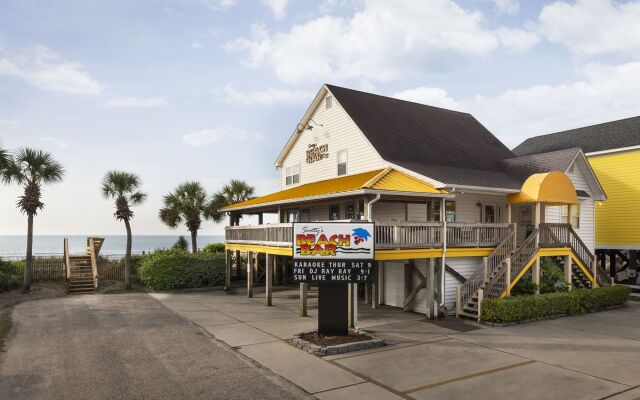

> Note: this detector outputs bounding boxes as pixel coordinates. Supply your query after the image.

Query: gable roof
[513,116,640,156]
[501,148,581,181]
[326,85,516,184]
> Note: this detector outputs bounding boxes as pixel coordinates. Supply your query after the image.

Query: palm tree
[211,179,256,224]
[0,143,11,173]
[159,181,215,253]
[101,171,147,289]
[1,148,64,292]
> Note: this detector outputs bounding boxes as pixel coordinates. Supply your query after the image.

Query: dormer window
[337,150,347,176]
[326,96,333,109]
[285,165,300,185]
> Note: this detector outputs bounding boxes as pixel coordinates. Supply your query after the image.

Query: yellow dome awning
[507,171,578,206]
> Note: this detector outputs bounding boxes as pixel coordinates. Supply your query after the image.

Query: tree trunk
[191,230,198,253]
[124,218,132,289]
[23,213,34,292]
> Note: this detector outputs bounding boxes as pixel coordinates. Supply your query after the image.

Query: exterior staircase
[64,237,104,294]
[457,223,609,321]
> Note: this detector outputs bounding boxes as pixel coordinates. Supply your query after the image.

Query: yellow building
[514,116,640,285]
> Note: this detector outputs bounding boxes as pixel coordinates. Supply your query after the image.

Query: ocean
[0,235,225,258]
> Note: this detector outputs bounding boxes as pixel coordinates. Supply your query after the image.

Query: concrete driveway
[153,286,640,400]
[0,293,310,400]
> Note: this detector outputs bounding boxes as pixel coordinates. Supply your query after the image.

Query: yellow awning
[222,168,447,211]
[507,171,578,205]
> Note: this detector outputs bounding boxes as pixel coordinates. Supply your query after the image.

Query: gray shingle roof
[513,116,640,156]
[326,84,518,189]
[501,148,581,181]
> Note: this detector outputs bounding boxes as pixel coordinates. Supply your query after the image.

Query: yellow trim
[571,253,598,287]
[375,248,443,260]
[501,247,598,297]
[222,168,447,210]
[507,171,578,206]
[224,244,293,256]
[446,248,494,257]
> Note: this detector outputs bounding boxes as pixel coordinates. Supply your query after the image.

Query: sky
[1,0,639,236]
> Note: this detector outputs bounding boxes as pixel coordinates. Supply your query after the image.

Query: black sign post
[292,222,375,336]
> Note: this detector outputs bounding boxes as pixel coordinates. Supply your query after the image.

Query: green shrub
[202,242,225,254]
[137,250,225,290]
[481,285,631,323]
[172,236,190,252]
[511,278,537,296]
[0,271,20,292]
[540,260,569,293]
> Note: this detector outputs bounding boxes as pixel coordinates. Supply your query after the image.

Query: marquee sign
[292,222,375,283]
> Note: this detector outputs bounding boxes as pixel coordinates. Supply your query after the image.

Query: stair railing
[64,237,71,281]
[484,228,539,299]
[89,238,99,288]
[458,224,515,309]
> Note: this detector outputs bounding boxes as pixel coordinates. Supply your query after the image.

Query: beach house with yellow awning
[514,116,640,292]
[221,84,608,322]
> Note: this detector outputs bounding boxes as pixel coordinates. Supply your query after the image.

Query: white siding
[545,160,596,253]
[372,202,406,221]
[280,93,385,188]
[445,257,482,313]
[453,193,508,223]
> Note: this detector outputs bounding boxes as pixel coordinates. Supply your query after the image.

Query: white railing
[226,221,511,249]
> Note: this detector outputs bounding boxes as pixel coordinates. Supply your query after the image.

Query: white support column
[426,258,435,319]
[265,253,273,306]
[591,259,598,288]
[224,249,232,291]
[455,287,461,318]
[477,288,484,323]
[505,257,512,297]
[533,202,541,295]
[507,203,512,224]
[247,251,254,297]
[564,254,572,291]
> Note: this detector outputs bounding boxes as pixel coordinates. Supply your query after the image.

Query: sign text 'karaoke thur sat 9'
[292,222,375,283]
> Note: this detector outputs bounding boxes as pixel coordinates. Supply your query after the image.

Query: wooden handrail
[64,237,71,280]
[89,238,98,288]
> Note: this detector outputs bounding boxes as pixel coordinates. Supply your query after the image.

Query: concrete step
[458,310,478,320]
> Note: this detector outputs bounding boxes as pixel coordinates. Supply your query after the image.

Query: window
[337,150,347,176]
[285,165,300,185]
[561,203,580,228]
[345,202,355,220]
[445,201,456,222]
[301,208,311,222]
[325,96,333,109]
[329,204,340,220]
[287,209,300,223]
[484,205,495,223]
[426,200,442,222]
[358,199,365,220]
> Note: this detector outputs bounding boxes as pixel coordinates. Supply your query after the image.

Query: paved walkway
[153,286,640,400]
[0,293,311,400]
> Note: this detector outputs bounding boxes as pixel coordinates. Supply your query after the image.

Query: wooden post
[505,257,512,297]
[273,255,280,286]
[364,282,371,304]
[564,254,572,291]
[477,288,484,322]
[455,287,461,318]
[403,261,414,312]
[266,253,273,306]
[482,257,488,285]
[507,203,512,224]
[235,250,242,279]
[253,252,259,283]
[224,249,232,291]
[426,258,435,319]
[247,251,254,297]
[591,259,598,288]
[299,283,308,316]
[533,202,541,295]
[348,283,355,328]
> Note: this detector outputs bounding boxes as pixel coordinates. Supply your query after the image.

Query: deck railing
[225,221,511,249]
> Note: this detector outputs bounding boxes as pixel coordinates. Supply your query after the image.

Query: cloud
[263,0,291,19]
[201,0,235,10]
[537,0,640,57]
[182,124,264,146]
[105,96,168,108]
[494,27,540,53]
[0,46,103,95]
[191,41,203,49]
[391,61,640,147]
[226,0,538,84]
[221,84,314,105]
[41,137,69,148]
[0,119,20,134]
[392,87,461,110]
[492,0,519,14]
